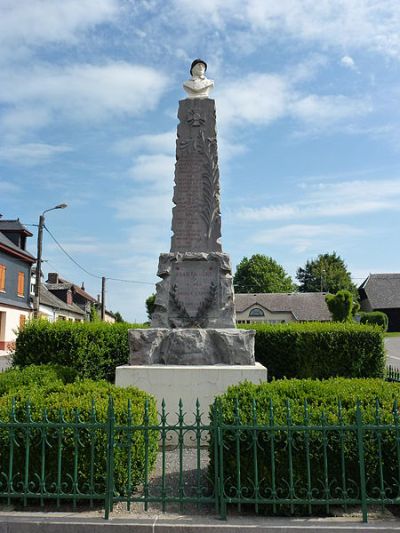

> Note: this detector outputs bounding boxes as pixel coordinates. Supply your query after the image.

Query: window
[249,307,265,317]
[0,264,5,291]
[17,272,25,297]
[19,315,26,329]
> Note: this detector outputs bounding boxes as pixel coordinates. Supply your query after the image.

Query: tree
[325,290,359,322]
[89,304,100,322]
[113,311,125,323]
[145,294,156,320]
[296,252,357,295]
[234,254,296,294]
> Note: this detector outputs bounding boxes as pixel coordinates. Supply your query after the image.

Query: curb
[1,515,400,532]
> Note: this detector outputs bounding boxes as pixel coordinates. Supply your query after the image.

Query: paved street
[0,354,11,372]
[385,337,400,368]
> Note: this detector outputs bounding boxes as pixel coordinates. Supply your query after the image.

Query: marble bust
[183,59,214,99]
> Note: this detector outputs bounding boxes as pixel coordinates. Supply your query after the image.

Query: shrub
[325,290,359,322]
[243,322,385,379]
[0,377,158,498]
[359,311,389,332]
[13,320,147,382]
[0,364,77,396]
[210,378,400,515]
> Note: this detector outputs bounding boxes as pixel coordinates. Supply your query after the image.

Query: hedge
[359,311,389,332]
[0,363,77,396]
[210,378,400,514]
[243,322,385,379]
[13,320,146,382]
[0,367,158,497]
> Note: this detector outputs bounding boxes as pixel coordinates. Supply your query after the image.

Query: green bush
[0,364,77,396]
[0,376,158,497]
[13,320,147,381]
[243,322,385,379]
[210,378,400,514]
[359,311,389,332]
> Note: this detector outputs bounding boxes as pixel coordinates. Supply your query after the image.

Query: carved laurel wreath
[169,281,217,328]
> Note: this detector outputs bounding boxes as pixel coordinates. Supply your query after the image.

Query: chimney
[81,282,85,291]
[48,273,59,284]
[66,289,73,305]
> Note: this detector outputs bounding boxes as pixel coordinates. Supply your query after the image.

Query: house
[38,285,85,322]
[235,292,332,324]
[0,219,35,352]
[359,274,400,331]
[45,272,98,321]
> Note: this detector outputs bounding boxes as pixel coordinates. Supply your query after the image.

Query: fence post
[217,400,227,520]
[356,401,368,523]
[104,396,115,520]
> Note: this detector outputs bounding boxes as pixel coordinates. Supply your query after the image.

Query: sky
[1,0,400,322]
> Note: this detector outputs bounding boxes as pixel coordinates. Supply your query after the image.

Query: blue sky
[1,0,400,322]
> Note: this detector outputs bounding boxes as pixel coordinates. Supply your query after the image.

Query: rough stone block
[128,328,255,365]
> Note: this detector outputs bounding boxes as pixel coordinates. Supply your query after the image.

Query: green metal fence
[386,365,400,382]
[1,397,400,523]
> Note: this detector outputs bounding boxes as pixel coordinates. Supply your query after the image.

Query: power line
[43,225,155,286]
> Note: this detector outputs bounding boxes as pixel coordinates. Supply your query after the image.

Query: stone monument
[116,60,267,416]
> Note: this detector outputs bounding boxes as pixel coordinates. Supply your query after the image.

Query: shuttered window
[17,271,25,297]
[0,265,5,291]
[19,315,26,329]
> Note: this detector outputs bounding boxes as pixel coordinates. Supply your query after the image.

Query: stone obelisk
[127,59,255,365]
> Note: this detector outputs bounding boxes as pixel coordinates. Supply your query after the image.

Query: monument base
[128,328,255,365]
[115,363,268,427]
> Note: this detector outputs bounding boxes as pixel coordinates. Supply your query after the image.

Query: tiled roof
[47,276,97,303]
[0,219,32,236]
[359,274,400,309]
[235,292,332,321]
[40,285,85,316]
[0,231,35,262]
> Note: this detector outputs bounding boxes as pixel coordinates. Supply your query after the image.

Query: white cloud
[252,223,363,253]
[217,74,289,127]
[0,62,169,123]
[114,131,176,156]
[236,178,400,222]
[0,0,119,48]
[341,55,356,69]
[129,154,175,191]
[172,0,400,59]
[290,94,371,124]
[0,143,72,164]
[113,193,172,222]
[0,181,20,194]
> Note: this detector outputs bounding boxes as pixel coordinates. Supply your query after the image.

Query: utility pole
[34,204,68,319]
[101,276,106,321]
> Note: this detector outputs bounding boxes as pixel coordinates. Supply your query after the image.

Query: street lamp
[34,203,68,318]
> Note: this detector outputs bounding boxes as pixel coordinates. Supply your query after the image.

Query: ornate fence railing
[386,365,400,382]
[1,397,400,523]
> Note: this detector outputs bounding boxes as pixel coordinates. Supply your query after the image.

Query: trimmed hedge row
[14,321,386,382]
[0,365,158,495]
[210,378,400,514]
[359,311,389,331]
[243,322,385,379]
[13,320,146,381]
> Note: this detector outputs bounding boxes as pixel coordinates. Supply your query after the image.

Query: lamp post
[34,203,67,318]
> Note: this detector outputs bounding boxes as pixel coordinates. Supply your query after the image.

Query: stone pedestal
[128,327,255,365]
[116,363,268,428]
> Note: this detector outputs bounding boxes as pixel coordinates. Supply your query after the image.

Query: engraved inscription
[170,261,219,317]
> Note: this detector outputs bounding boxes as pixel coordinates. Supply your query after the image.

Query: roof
[40,285,85,316]
[46,277,97,303]
[0,230,35,262]
[235,292,332,321]
[359,274,400,309]
[0,219,33,236]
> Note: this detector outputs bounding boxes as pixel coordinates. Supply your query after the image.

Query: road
[385,337,400,369]
[0,353,11,372]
